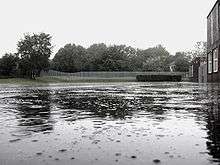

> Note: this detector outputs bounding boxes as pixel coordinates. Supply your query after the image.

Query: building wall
[207,1,220,82]
[207,1,219,52]
[199,62,207,83]
[207,46,220,82]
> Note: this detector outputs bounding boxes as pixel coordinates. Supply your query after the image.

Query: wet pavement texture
[0,82,220,165]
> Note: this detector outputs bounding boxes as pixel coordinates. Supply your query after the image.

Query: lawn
[0,76,137,85]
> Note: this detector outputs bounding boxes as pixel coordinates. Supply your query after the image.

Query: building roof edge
[207,0,219,18]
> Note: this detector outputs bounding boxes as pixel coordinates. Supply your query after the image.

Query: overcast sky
[0,0,217,57]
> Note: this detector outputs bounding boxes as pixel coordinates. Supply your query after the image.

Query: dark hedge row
[136,75,182,82]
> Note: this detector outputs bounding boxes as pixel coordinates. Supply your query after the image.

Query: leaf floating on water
[131,155,137,159]
[59,149,67,152]
[153,159,161,163]
[9,138,21,143]
[115,153,121,156]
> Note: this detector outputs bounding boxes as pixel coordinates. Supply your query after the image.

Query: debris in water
[36,152,43,156]
[115,153,121,156]
[9,139,21,143]
[169,155,174,158]
[153,159,161,163]
[59,149,67,152]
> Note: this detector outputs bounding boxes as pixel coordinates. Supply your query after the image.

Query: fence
[41,70,188,80]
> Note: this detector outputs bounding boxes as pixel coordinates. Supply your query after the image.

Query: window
[208,52,213,73]
[213,48,218,72]
[216,5,219,30]
[211,12,214,44]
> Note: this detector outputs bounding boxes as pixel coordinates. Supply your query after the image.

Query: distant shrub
[136,75,181,82]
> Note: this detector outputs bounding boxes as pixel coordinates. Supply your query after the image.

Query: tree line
[51,43,193,73]
[0,32,205,79]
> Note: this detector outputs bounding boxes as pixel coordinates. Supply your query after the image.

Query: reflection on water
[0,82,220,165]
[15,89,53,134]
[206,85,220,162]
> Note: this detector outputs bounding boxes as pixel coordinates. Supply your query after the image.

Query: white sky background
[0,0,217,57]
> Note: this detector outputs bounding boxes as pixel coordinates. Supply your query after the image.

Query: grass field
[0,76,137,85]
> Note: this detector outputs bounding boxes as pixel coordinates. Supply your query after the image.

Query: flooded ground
[0,82,220,165]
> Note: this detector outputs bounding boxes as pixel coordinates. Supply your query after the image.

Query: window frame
[213,47,218,72]
[208,52,213,74]
[211,11,214,44]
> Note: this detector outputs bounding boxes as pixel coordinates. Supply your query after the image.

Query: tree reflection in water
[53,87,169,121]
[14,89,53,135]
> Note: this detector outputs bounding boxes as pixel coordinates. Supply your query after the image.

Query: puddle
[0,82,219,165]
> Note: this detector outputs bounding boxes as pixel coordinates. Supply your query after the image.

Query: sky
[0,0,217,57]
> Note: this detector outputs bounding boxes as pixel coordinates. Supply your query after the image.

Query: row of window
[208,47,218,73]
[209,3,219,45]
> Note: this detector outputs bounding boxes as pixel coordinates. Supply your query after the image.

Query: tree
[172,52,190,72]
[52,43,174,72]
[17,33,53,79]
[188,41,207,58]
[139,45,171,71]
[86,44,137,71]
[98,45,130,71]
[85,43,108,71]
[52,44,87,72]
[122,46,138,71]
[52,44,136,72]
[0,53,19,76]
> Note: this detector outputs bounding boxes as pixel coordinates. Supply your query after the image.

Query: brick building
[207,0,220,82]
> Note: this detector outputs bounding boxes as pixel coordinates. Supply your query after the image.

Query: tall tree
[52,44,87,72]
[85,43,107,71]
[188,41,207,58]
[140,45,171,71]
[99,45,130,71]
[17,33,52,79]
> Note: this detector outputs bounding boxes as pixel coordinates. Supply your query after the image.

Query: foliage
[52,44,177,72]
[138,45,171,71]
[172,52,190,72]
[1,32,199,78]
[95,45,130,71]
[52,44,87,72]
[188,41,207,58]
[0,53,19,76]
[17,33,52,79]
[84,43,108,71]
